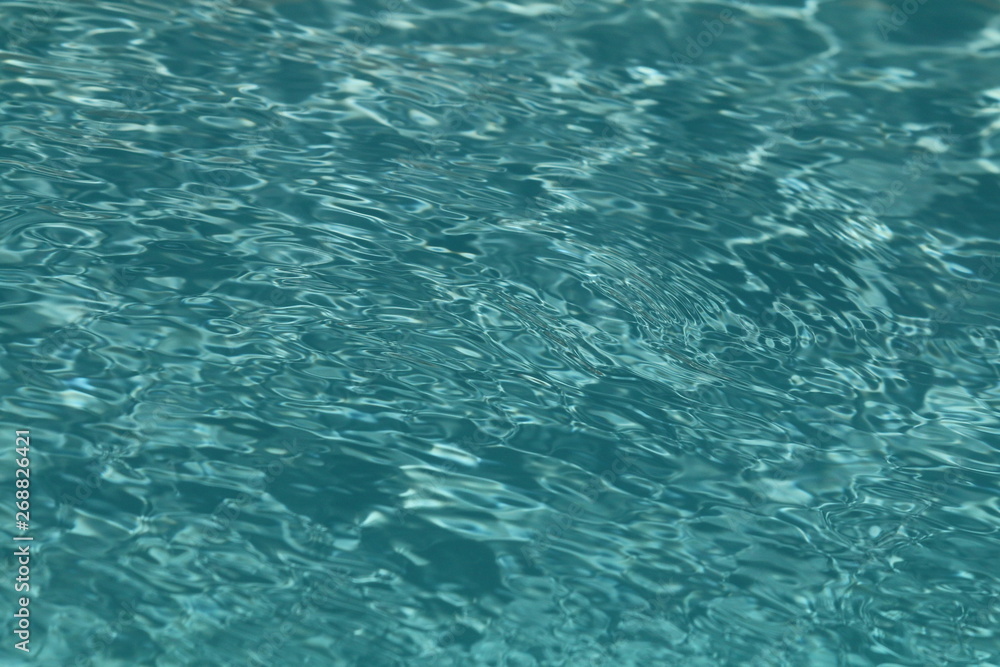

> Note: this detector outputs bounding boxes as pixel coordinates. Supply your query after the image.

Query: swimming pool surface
[2,0,999,665]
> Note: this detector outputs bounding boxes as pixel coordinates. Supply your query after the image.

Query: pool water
[2,0,1000,665]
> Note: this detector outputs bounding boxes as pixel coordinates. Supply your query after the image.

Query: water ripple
[3,0,1000,665]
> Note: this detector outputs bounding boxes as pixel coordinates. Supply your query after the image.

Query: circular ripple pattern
[2,1,1000,665]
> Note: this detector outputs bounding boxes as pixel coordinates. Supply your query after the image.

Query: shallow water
[2,0,1000,665]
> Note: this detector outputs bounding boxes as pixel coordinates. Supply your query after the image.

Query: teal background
[1,0,999,665]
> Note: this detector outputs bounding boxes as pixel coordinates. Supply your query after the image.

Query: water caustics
[1,0,1000,665]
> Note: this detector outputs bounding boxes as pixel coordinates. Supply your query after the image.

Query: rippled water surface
[3,0,1000,665]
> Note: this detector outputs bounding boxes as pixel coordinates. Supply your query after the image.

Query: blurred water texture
[1,0,1000,665]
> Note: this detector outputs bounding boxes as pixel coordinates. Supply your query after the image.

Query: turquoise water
[2,0,1000,665]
